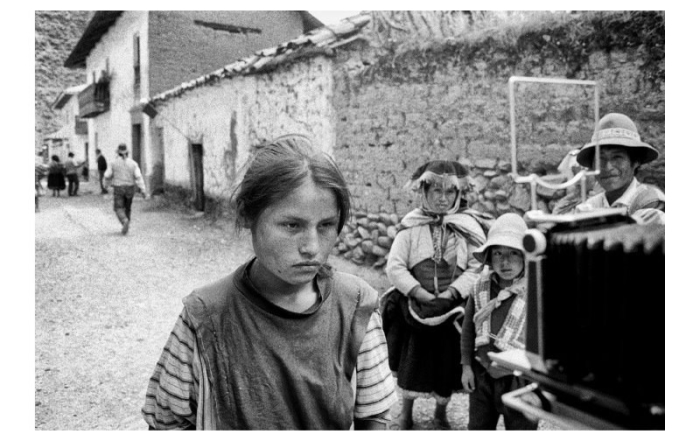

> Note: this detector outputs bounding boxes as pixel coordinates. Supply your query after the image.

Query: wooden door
[83,142,90,181]
[190,144,204,211]
[131,124,142,167]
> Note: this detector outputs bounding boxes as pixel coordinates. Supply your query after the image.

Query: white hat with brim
[577,113,659,168]
[472,213,527,265]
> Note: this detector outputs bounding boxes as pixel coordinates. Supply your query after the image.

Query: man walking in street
[65,152,85,196]
[96,149,108,194]
[105,144,146,235]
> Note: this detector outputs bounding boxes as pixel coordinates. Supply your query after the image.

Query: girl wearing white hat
[459,213,538,430]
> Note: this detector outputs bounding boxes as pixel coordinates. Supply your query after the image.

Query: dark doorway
[190,143,204,211]
[131,124,142,168]
[83,142,90,181]
[151,127,165,194]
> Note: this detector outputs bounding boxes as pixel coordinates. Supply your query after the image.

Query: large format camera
[491,77,665,429]
[491,209,664,430]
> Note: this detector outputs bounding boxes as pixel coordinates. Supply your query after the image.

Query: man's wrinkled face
[597,146,638,194]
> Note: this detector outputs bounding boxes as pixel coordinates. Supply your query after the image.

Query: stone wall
[332,156,591,268]
[330,11,664,267]
[144,12,664,269]
[148,11,307,96]
[152,57,335,201]
[334,211,400,268]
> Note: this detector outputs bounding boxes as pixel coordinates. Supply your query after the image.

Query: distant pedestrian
[47,155,66,197]
[35,153,48,211]
[65,152,84,196]
[105,144,146,235]
[142,134,397,430]
[96,149,108,194]
[35,159,47,212]
[35,152,47,195]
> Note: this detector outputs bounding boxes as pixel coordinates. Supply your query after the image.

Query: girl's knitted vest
[473,272,527,351]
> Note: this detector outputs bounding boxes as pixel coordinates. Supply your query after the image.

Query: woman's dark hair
[232,134,350,233]
[51,155,60,162]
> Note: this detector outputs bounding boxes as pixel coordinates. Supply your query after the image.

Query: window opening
[193,19,261,35]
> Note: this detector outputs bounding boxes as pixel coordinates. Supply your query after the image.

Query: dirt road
[35,182,251,429]
[35,180,548,430]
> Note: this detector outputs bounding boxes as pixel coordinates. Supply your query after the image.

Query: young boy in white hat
[574,112,665,225]
[459,213,538,430]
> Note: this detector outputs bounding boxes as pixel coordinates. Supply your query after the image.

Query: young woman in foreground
[142,135,397,430]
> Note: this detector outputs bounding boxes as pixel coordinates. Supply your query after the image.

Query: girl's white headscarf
[405,160,471,215]
[400,160,488,261]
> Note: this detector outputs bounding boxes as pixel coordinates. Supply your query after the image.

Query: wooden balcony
[78,81,110,118]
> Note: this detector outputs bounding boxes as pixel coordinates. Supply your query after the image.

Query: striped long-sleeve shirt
[142,307,397,429]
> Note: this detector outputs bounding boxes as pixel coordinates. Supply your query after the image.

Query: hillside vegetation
[35,11,92,150]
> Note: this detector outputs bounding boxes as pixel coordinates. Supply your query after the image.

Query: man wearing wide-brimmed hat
[575,112,665,225]
[105,144,146,234]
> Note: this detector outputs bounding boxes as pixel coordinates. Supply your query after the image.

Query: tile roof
[64,12,123,69]
[146,13,370,106]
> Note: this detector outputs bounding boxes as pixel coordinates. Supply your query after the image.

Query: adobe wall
[148,11,307,97]
[331,12,665,217]
[150,12,665,268]
[152,57,335,202]
[86,12,150,173]
[330,11,664,267]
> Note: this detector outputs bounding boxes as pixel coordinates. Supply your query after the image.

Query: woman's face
[250,176,340,292]
[425,184,458,213]
[491,245,524,282]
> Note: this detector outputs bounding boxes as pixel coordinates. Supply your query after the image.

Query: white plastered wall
[85,12,151,185]
[155,56,335,200]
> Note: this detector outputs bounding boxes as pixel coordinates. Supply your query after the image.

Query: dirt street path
[35,182,256,429]
[35,181,547,430]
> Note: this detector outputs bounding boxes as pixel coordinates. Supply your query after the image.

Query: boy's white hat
[472,213,527,264]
